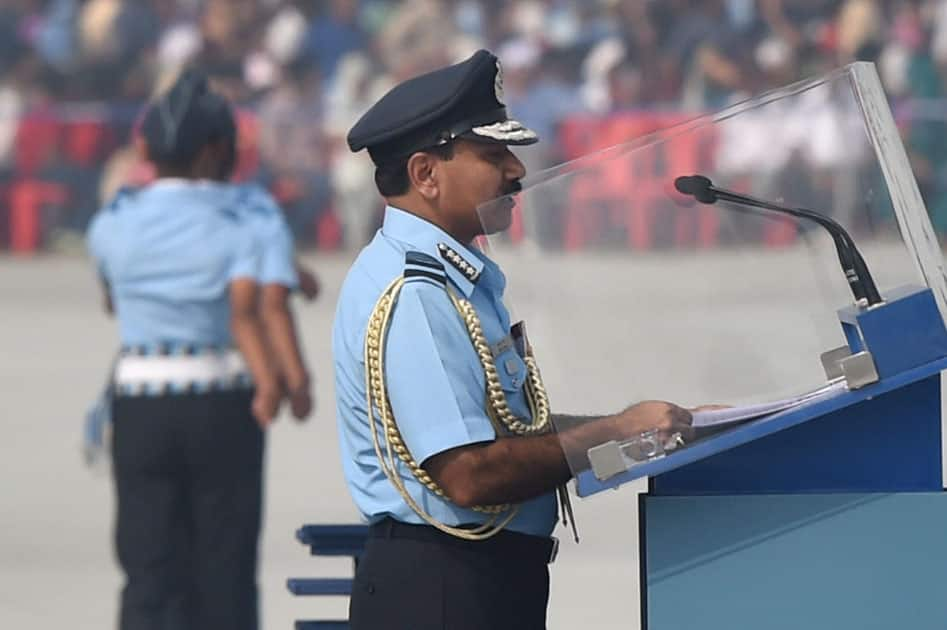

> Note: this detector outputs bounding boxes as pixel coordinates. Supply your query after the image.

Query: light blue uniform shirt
[86,179,261,347]
[333,206,558,537]
[231,183,298,290]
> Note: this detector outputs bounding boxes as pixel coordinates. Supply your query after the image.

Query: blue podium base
[644,492,947,629]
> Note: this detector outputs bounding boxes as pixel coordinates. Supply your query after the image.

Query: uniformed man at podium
[333,49,696,630]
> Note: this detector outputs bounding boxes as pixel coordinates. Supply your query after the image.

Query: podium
[478,62,947,629]
[581,284,947,629]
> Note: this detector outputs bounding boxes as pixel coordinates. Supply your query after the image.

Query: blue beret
[347,49,538,165]
[141,69,236,165]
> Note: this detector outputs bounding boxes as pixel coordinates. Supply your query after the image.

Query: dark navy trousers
[111,389,263,630]
[350,518,552,629]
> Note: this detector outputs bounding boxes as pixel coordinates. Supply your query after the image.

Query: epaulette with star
[437,243,481,283]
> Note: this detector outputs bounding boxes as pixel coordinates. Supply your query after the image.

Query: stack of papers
[692,380,849,428]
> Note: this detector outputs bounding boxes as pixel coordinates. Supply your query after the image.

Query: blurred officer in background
[86,69,308,630]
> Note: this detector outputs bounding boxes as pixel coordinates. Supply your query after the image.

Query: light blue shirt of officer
[86,179,261,347]
[333,206,558,537]
[231,182,299,290]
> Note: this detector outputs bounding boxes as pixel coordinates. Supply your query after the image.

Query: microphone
[674,175,716,204]
[673,175,883,307]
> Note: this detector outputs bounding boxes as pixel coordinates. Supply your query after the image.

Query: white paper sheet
[692,380,849,428]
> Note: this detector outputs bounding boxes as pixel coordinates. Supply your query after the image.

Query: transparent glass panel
[477,62,946,480]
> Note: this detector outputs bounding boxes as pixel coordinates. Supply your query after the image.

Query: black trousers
[350,518,552,630]
[111,389,264,630]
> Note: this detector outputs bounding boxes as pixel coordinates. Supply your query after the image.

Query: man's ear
[406,152,439,201]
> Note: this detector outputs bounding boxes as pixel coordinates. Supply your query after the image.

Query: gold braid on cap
[364,272,553,541]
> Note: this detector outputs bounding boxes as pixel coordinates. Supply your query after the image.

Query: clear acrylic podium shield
[477,63,947,629]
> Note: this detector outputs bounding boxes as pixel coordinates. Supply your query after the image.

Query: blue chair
[294,623,351,630]
[287,524,369,629]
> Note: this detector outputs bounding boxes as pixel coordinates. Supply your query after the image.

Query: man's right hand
[611,400,695,443]
[252,386,282,429]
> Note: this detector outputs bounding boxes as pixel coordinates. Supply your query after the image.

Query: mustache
[501,180,523,196]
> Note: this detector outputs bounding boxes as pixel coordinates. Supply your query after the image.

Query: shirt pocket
[494,347,527,393]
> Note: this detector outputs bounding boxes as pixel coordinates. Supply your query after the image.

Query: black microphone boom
[673,174,883,306]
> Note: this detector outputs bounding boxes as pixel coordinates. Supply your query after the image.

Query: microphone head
[673,175,716,203]
[664,180,696,208]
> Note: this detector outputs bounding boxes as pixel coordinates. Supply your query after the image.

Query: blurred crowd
[3,0,947,251]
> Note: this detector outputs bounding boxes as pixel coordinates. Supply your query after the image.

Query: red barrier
[233,109,260,182]
[14,110,61,176]
[316,209,342,251]
[663,126,720,249]
[9,180,67,254]
[560,112,721,250]
[63,119,113,167]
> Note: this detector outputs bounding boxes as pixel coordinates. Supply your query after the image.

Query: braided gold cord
[449,295,551,436]
[364,274,553,540]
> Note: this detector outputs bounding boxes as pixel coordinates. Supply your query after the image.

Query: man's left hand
[297,265,320,301]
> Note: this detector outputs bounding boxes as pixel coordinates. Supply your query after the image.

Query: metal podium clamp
[820,346,880,390]
[588,429,686,482]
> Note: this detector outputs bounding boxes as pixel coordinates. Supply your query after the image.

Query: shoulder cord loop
[364,275,557,540]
